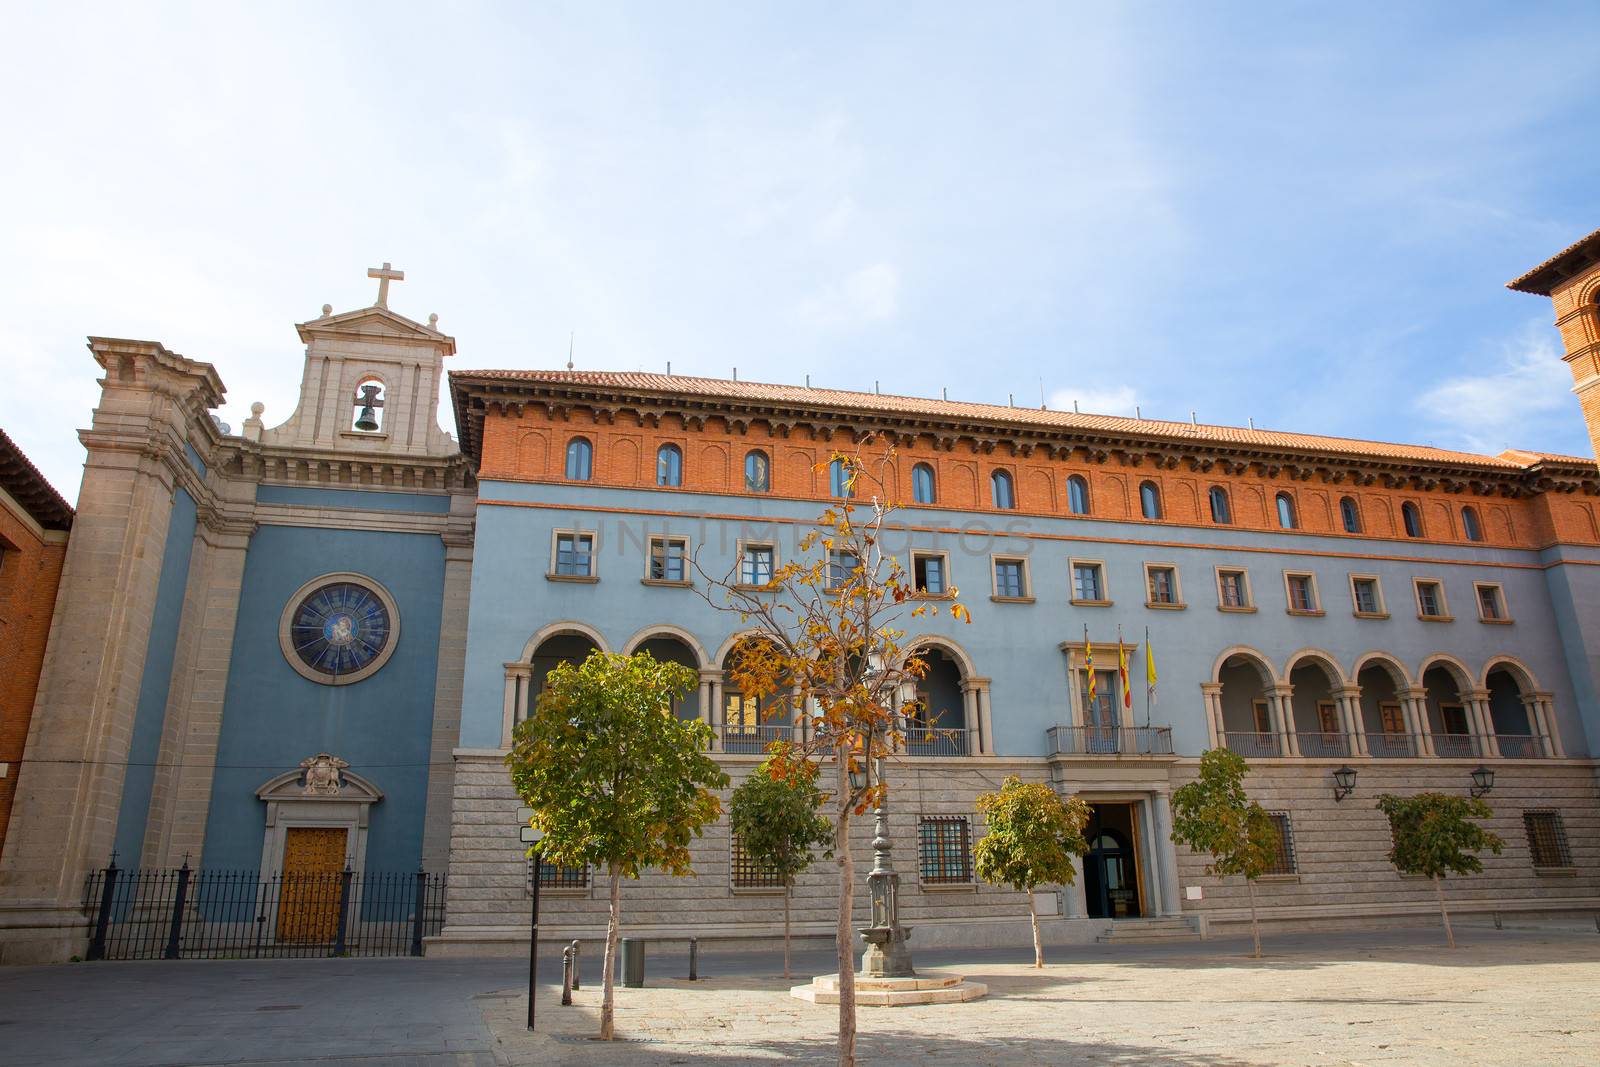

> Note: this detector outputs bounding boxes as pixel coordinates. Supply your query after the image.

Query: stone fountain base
[790,972,988,1007]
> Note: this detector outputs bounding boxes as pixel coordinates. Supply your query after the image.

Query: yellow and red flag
[1084,627,1096,707]
[1118,635,1132,711]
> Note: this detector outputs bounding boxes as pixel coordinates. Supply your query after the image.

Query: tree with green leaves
[1376,792,1504,948]
[506,650,728,1041]
[1169,748,1281,959]
[973,775,1091,968]
[728,756,835,979]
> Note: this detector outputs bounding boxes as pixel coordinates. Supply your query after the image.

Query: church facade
[3,233,1600,963]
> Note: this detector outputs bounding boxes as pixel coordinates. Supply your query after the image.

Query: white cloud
[1048,385,1140,418]
[1415,323,1573,455]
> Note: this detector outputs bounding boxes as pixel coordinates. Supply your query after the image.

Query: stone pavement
[0,925,1595,1066]
[488,925,1600,1066]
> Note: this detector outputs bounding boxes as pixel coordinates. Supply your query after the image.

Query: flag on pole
[1118,630,1132,711]
[1084,626,1096,708]
[1145,628,1158,706]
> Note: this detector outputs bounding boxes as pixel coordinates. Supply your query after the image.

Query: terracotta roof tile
[1507,226,1600,295]
[0,427,73,530]
[452,369,1571,472]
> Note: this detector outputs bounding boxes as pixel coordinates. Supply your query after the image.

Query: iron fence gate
[81,863,446,961]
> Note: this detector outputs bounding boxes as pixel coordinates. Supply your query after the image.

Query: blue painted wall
[112,487,198,863]
[461,479,1593,758]
[255,484,453,514]
[200,524,445,873]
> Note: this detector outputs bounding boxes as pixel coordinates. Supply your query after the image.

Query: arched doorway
[1216,651,1278,757]
[907,646,969,755]
[1083,805,1142,919]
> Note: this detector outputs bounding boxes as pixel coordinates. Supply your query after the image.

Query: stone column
[1062,853,1088,919]
[1464,688,1500,758]
[960,681,980,751]
[1335,685,1367,757]
[696,669,717,728]
[1270,684,1298,757]
[420,528,474,874]
[708,673,725,752]
[1151,792,1181,915]
[972,677,995,756]
[1401,687,1434,756]
[500,665,531,747]
[1530,692,1564,757]
[1199,682,1223,749]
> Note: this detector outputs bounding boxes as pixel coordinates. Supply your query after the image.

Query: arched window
[991,469,1015,510]
[1275,492,1297,529]
[1461,505,1483,542]
[1208,486,1232,524]
[564,437,593,481]
[829,458,854,498]
[1067,474,1090,516]
[1339,496,1361,534]
[656,444,683,487]
[912,463,936,504]
[1139,481,1163,520]
[744,450,770,493]
[1401,501,1423,538]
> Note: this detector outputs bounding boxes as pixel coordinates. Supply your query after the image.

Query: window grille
[1264,812,1297,875]
[1523,810,1573,869]
[530,857,589,890]
[918,816,973,884]
[731,832,785,888]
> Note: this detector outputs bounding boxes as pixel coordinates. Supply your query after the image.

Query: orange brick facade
[474,407,1600,553]
[0,493,70,862]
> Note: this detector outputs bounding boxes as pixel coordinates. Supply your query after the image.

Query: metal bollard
[561,947,573,1006]
[688,937,698,981]
[569,939,581,990]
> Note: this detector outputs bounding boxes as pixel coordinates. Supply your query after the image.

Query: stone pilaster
[421,528,474,875]
[1199,682,1223,748]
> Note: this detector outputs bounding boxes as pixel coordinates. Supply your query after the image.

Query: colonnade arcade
[499,623,995,756]
[1202,647,1563,761]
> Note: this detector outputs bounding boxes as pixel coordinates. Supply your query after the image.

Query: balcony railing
[1494,734,1545,759]
[902,726,978,757]
[1365,732,1419,758]
[1221,732,1282,758]
[719,723,795,754]
[1431,733,1480,759]
[1296,732,1351,758]
[1046,725,1175,756]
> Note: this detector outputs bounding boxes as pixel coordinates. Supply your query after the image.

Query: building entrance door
[1083,804,1142,919]
[277,826,348,943]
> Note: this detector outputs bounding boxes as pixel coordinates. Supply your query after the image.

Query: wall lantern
[1331,764,1357,802]
[1469,765,1495,799]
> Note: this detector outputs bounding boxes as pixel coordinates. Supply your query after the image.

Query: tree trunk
[1029,890,1043,968]
[783,882,793,981]
[835,747,856,1067]
[1434,874,1455,949]
[1245,877,1261,959]
[600,863,622,1040]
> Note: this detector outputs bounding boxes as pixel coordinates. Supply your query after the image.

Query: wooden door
[277,827,348,943]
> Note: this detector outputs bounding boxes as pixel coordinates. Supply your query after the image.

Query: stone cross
[367,261,405,308]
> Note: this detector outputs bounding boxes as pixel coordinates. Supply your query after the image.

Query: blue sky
[3,3,1597,501]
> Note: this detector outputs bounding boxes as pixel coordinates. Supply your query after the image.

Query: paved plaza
[0,925,1595,1066]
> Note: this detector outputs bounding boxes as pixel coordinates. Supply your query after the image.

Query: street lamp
[1331,765,1357,803]
[851,731,916,979]
[522,815,544,1031]
[1469,765,1495,799]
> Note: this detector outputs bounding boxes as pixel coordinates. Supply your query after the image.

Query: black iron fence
[81,862,445,961]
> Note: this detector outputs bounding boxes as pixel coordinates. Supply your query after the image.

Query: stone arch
[1352,651,1411,749]
[1210,645,1279,686]
[1480,654,1539,693]
[713,627,774,668]
[1212,647,1279,755]
[518,620,611,663]
[900,634,978,678]
[1418,653,1476,756]
[1483,656,1539,741]
[1417,652,1474,693]
[1282,647,1347,686]
[621,624,710,667]
[1283,648,1346,751]
[1350,650,1412,690]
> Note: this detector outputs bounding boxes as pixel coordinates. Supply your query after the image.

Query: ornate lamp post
[850,729,916,978]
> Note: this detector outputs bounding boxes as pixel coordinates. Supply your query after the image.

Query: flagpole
[1144,626,1152,730]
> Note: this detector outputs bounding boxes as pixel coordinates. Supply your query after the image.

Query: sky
[2,3,1598,503]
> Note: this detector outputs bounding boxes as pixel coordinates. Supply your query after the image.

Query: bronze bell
[354,403,380,432]
[353,383,383,431]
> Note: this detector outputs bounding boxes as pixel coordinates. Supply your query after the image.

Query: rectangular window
[1351,576,1383,616]
[1251,699,1273,734]
[1285,572,1319,613]
[647,536,687,582]
[1415,579,1448,620]
[1379,703,1405,734]
[1078,669,1120,730]
[993,558,1028,599]
[828,549,859,589]
[1476,583,1508,622]
[1145,565,1178,606]
[1071,560,1105,602]
[913,552,948,596]
[531,858,589,890]
[731,832,785,889]
[740,543,775,586]
[553,532,595,577]
[1522,810,1573,869]
[1264,813,1297,875]
[1317,702,1341,734]
[1440,704,1470,736]
[1217,568,1250,609]
[918,816,973,885]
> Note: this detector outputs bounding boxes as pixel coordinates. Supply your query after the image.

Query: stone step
[792,972,989,1006]
[1096,931,1203,943]
[1096,918,1202,943]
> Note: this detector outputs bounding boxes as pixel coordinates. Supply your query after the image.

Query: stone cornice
[451,377,1599,497]
[210,438,476,494]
